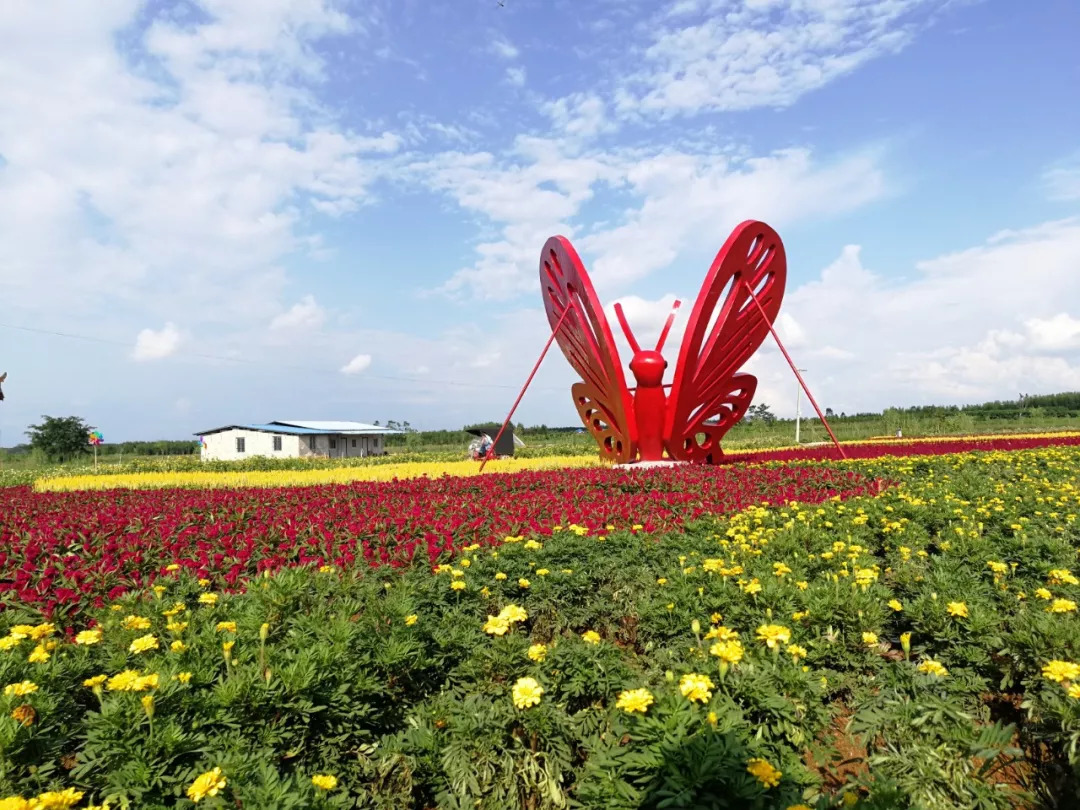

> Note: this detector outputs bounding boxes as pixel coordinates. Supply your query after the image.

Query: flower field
[1,443,1079,808]
[2,465,872,615]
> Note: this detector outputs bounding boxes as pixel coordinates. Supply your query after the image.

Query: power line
[0,321,570,393]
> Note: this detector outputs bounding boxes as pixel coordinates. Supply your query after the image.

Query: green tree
[26,415,95,462]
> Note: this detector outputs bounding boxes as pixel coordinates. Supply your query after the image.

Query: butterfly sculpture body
[539,219,786,465]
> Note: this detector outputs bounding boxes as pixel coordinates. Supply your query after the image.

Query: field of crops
[2,439,1080,808]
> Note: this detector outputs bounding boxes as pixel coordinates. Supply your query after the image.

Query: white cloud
[1023,313,1080,352]
[133,323,182,361]
[420,140,887,300]
[617,0,945,118]
[490,37,519,60]
[269,294,326,331]
[340,353,372,374]
[505,66,526,87]
[0,0,394,329]
[1043,152,1080,201]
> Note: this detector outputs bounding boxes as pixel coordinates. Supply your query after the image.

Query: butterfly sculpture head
[540,219,786,464]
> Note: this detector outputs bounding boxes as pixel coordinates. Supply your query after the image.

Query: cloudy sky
[1,0,1079,442]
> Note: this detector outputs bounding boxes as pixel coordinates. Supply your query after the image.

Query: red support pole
[479,307,572,472]
[742,281,847,460]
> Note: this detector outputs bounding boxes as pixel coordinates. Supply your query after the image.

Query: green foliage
[24,415,94,463]
[2,448,1080,807]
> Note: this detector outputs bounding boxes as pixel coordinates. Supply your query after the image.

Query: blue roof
[195,423,337,437]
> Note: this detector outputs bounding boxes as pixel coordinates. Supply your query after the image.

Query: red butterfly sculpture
[540,219,786,464]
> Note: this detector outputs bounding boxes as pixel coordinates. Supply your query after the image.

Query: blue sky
[1,0,1079,442]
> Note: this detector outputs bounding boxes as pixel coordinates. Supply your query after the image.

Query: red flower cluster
[0,464,872,616]
[723,433,1080,465]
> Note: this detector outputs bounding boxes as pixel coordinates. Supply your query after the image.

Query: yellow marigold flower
[656,577,668,585]
[710,612,723,624]
[27,623,55,641]
[498,604,528,624]
[518,578,531,589]
[450,580,466,591]
[215,621,237,633]
[987,561,1008,575]
[318,565,334,573]
[198,578,211,587]
[792,611,810,621]
[121,615,151,631]
[1048,599,1078,614]
[786,644,808,661]
[0,796,32,810]
[107,670,142,691]
[900,632,912,654]
[187,767,227,803]
[1068,683,1080,700]
[615,688,654,713]
[10,704,35,727]
[166,621,188,633]
[946,601,968,618]
[28,645,50,664]
[536,568,550,576]
[524,539,542,550]
[1048,568,1080,586]
[679,673,714,703]
[83,675,107,688]
[773,562,792,577]
[480,586,491,598]
[527,643,547,662]
[404,614,418,626]
[171,640,187,653]
[796,581,809,590]
[0,637,20,651]
[28,788,83,808]
[561,568,573,575]
[75,629,103,645]
[710,639,744,664]
[512,676,544,709]
[450,569,464,578]
[483,615,510,636]
[198,593,218,605]
[162,602,187,617]
[755,624,791,649]
[494,572,507,581]
[166,563,181,572]
[1035,588,1053,600]
[1042,660,1080,683]
[129,634,159,655]
[918,659,949,677]
[311,774,337,790]
[746,757,782,788]
[888,599,903,612]
[8,625,34,640]
[3,681,38,697]
[581,630,601,644]
[862,631,879,647]
[176,672,193,683]
[134,673,159,691]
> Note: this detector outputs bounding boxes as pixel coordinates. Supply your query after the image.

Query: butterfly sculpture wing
[539,237,637,463]
[666,220,787,463]
[0,372,5,401]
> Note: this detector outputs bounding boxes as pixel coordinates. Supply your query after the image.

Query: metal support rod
[742,281,847,460]
[794,368,805,444]
[480,306,572,472]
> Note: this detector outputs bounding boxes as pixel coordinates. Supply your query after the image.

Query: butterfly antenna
[655,300,682,352]
[613,303,641,354]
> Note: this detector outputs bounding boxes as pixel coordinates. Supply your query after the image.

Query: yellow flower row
[34,455,608,492]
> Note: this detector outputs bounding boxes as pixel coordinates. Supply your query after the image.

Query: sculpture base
[613,459,689,470]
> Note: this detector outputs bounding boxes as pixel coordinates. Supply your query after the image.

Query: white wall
[297,434,385,458]
[200,430,388,461]
[200,429,301,461]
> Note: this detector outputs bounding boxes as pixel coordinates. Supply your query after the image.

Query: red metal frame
[742,280,846,459]
[479,306,571,472]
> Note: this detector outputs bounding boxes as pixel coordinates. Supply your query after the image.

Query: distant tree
[26,415,94,462]
[825,407,835,418]
[749,403,776,425]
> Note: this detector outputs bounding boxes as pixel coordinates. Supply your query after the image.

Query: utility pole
[794,368,807,444]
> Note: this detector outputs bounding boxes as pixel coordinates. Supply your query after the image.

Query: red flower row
[0,464,871,617]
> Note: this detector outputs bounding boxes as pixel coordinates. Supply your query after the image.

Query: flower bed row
[1,465,874,617]
[1,445,1079,807]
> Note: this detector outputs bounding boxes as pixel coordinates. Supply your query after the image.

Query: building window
[352,439,356,448]
[329,438,337,450]
[308,436,316,451]
[236,437,245,453]
[273,436,282,451]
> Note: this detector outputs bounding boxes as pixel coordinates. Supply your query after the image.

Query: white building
[195,420,403,462]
